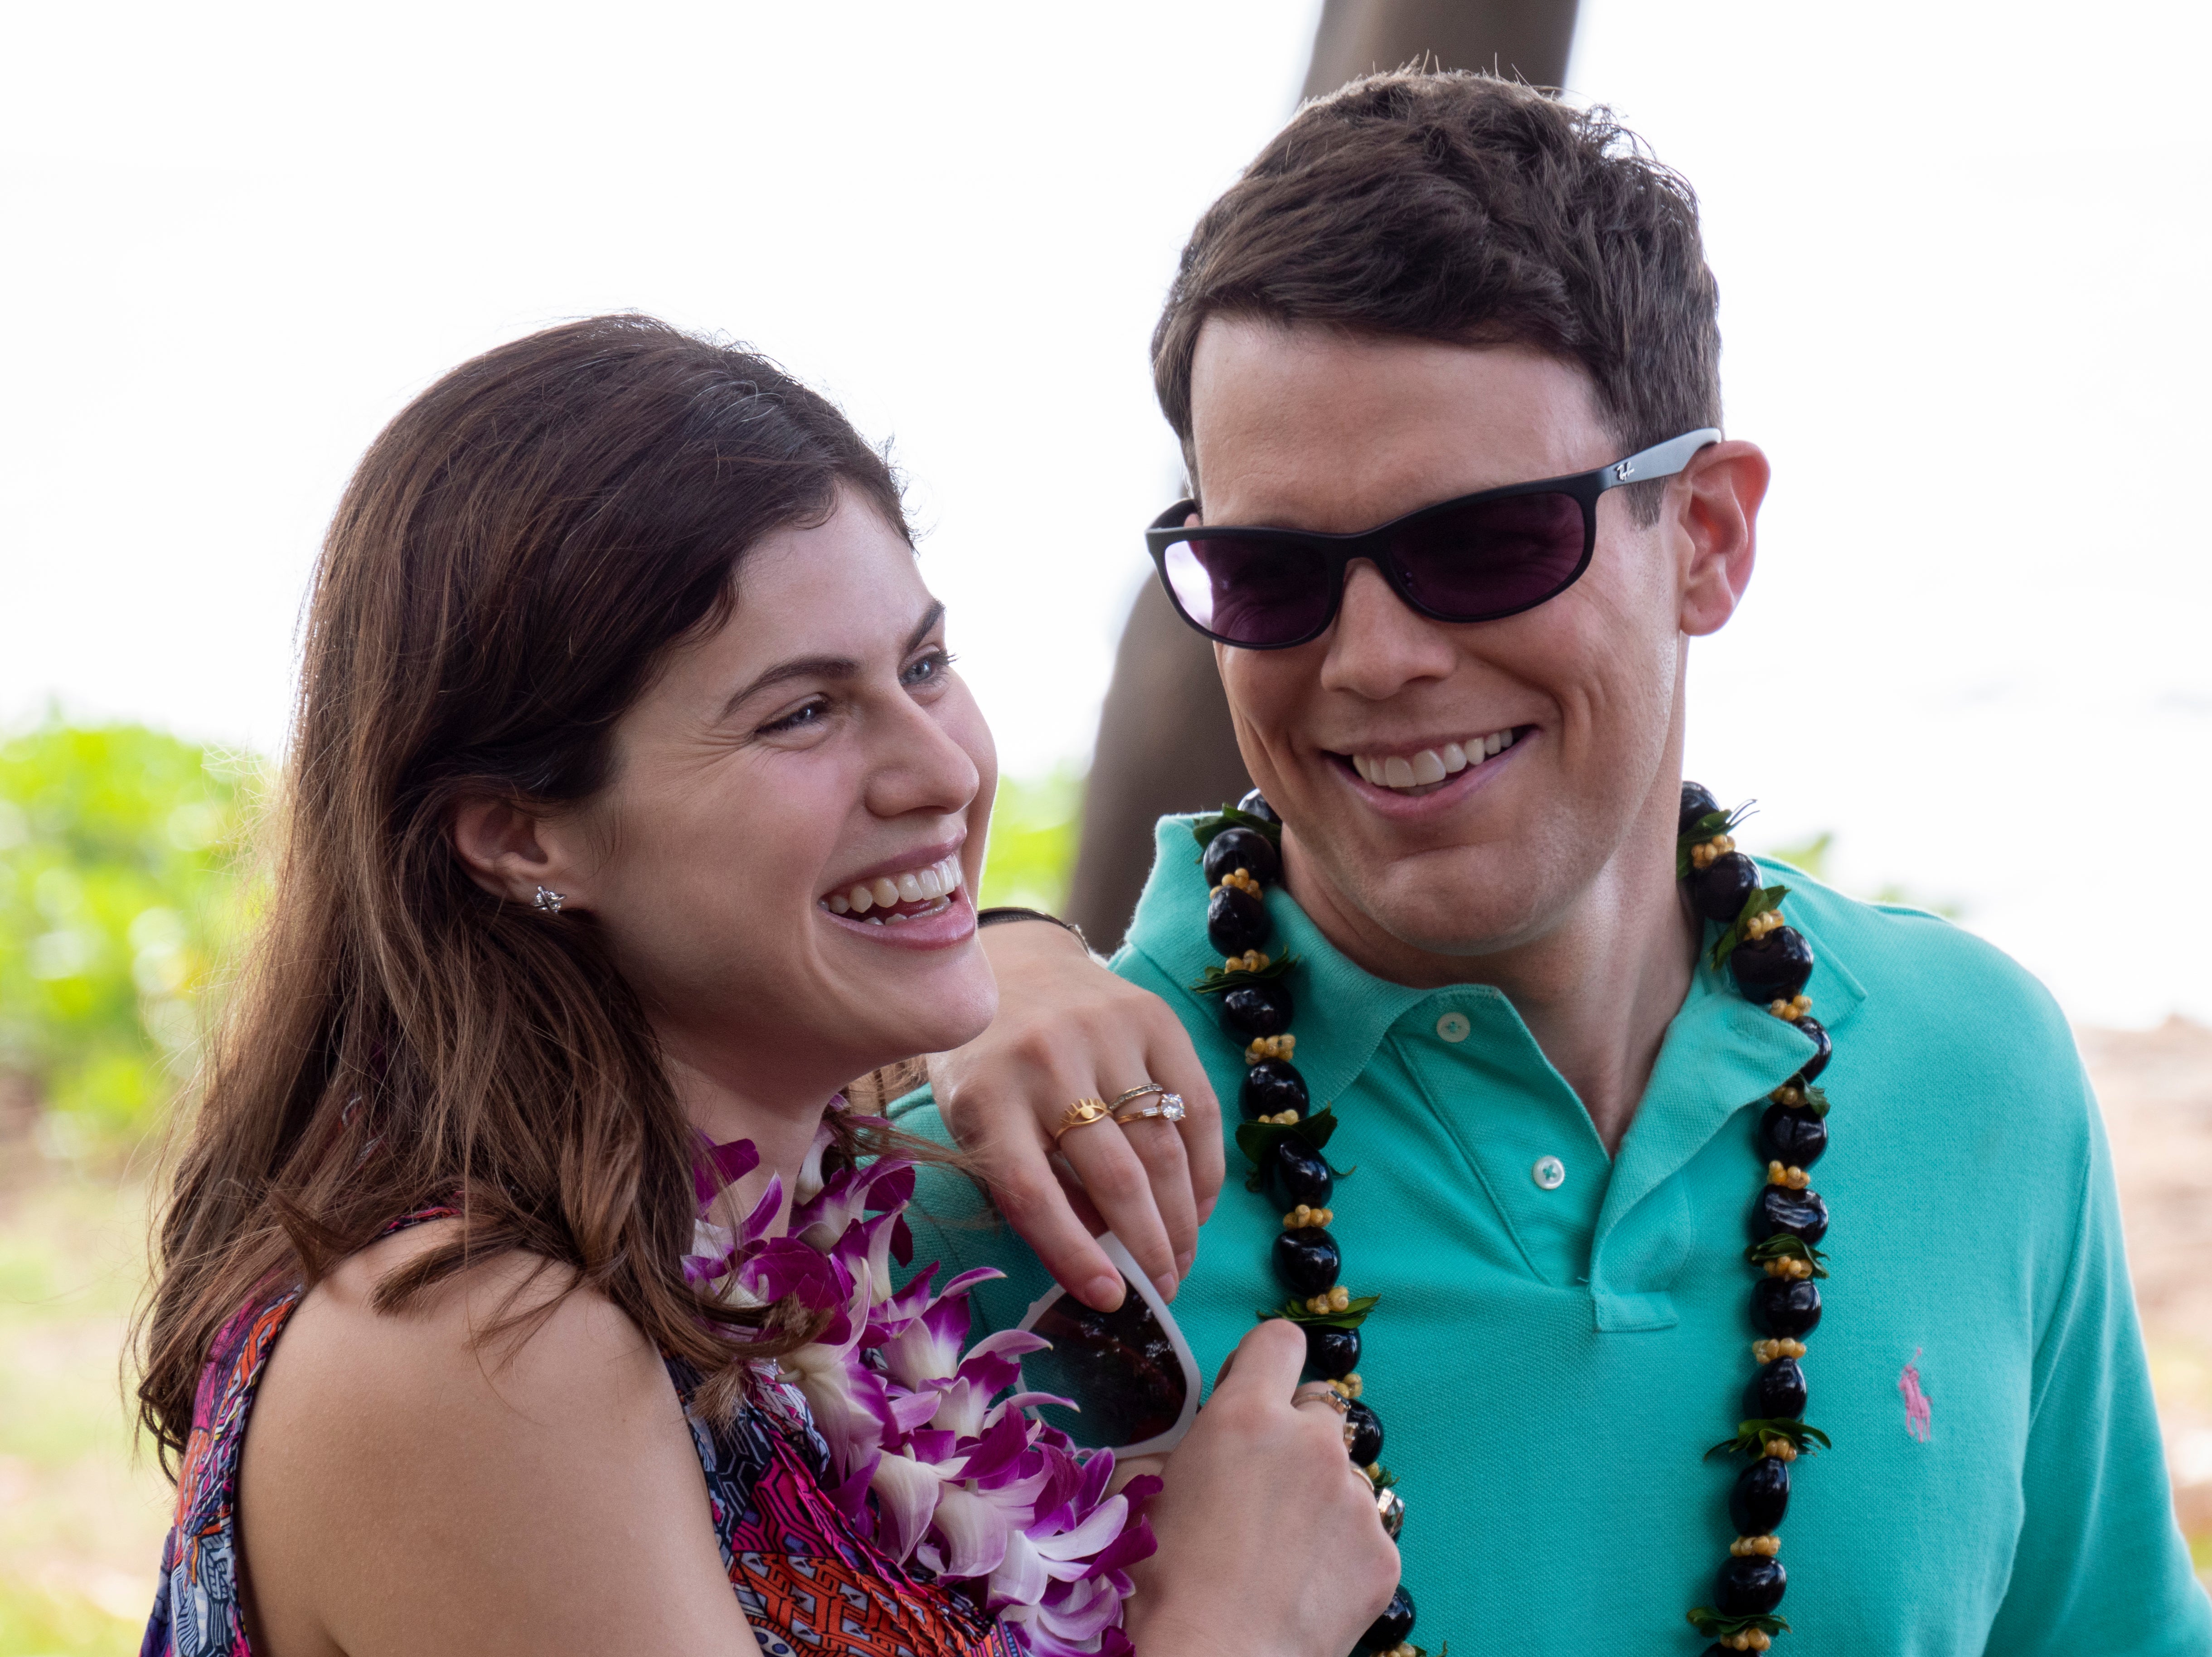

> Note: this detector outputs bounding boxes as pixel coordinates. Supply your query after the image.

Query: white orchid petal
[929,1485,1014,1579]
[1031,1493,1129,1565]
[987,1527,1052,1608]
[868,1450,948,1564]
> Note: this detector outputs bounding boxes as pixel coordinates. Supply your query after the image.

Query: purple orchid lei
[683,1104,1160,1657]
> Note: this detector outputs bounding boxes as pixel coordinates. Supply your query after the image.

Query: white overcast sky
[3,1,2207,1027]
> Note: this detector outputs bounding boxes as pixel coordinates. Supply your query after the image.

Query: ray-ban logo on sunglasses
[1614,460,1636,480]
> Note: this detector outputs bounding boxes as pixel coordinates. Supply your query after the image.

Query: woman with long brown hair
[134,315,1395,1657]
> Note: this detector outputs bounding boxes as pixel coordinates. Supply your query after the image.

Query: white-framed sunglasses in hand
[1014,1231,1202,1459]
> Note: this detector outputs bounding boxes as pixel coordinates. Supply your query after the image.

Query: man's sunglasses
[1145,427,1721,650]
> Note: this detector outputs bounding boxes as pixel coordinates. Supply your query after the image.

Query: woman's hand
[933,918,1222,1310]
[1123,1319,1401,1657]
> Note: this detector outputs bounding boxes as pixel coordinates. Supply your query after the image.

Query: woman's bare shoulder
[239,1222,749,1657]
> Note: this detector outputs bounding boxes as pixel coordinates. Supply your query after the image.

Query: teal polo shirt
[898,818,2209,1654]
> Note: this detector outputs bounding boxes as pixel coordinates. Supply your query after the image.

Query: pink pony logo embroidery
[1899,1349,1932,1443]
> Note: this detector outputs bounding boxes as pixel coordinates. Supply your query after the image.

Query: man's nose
[1319,559,1459,699]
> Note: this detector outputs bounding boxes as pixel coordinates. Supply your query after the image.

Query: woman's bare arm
[239,1222,754,1657]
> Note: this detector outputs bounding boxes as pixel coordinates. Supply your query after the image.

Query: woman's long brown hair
[136,315,916,1466]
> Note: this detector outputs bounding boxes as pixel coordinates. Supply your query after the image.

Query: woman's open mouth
[818,853,966,925]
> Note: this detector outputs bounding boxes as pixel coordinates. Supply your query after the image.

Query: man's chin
[1305,855,1561,964]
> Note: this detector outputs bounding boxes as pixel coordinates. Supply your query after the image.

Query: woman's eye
[760,699,827,735]
[903,648,954,688]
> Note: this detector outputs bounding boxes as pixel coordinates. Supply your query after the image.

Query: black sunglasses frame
[1145,427,1723,649]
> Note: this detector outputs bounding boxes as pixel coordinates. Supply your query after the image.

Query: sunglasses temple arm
[1601,426,1724,489]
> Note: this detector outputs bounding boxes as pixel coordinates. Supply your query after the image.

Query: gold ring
[1110,1083,1166,1108]
[1292,1385,1350,1415]
[1053,1098,1116,1143]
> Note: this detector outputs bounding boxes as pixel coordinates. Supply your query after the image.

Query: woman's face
[547,487,999,1103]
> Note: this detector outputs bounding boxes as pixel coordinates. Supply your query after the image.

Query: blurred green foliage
[0,719,261,1159]
[979,766,1083,913]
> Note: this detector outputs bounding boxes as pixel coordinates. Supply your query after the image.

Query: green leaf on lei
[1708,884,1790,972]
[1687,1609,1791,1639]
[1261,1293,1381,1329]
[1674,800,1755,880]
[1703,1417,1833,1460]
[1191,952,1299,995]
[1191,803,1283,855]
[1746,1234,1830,1278]
[1234,1105,1339,1168]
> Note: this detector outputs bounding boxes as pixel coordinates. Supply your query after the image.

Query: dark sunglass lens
[1388,491,1587,620]
[1021,1281,1187,1449]
[1163,536,1334,646]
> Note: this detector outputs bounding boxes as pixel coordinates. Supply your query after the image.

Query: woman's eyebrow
[718,601,946,722]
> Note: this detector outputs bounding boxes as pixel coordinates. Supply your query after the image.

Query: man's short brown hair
[1152,71,1721,514]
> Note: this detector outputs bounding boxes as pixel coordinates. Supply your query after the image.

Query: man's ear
[451,797,585,910]
[1675,440,1771,637]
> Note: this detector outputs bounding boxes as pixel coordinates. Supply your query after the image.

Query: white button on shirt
[1532,1155,1567,1190]
[1435,1012,1471,1042]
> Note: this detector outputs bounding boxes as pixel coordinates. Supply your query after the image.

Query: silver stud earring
[532,886,565,914]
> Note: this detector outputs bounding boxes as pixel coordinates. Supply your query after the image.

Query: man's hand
[934,919,1222,1310]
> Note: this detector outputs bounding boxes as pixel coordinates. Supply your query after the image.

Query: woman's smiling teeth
[821,855,965,923]
[1350,728,1519,791]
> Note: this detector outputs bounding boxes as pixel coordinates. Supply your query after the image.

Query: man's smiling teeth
[1351,729,1518,790]
[822,855,965,922]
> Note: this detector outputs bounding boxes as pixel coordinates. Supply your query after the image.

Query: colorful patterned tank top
[141,1217,1022,1657]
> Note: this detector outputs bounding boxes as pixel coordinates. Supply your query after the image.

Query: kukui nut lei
[1193,783,1840,1657]
[1189,792,1418,1657]
[1679,781,1836,1654]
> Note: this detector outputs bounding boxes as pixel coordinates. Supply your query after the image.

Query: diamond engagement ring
[1110,1085,1186,1126]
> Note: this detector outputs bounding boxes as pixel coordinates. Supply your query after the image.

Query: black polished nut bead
[1345,1399,1384,1465]
[1206,883,1271,957]
[1680,781,1722,833]
[1731,926,1814,1004]
[1688,851,1763,923]
[1203,826,1281,889]
[1236,789,1281,825]
[1745,1356,1808,1420]
[1715,1555,1787,1617]
[1759,1102,1828,1169]
[1729,1454,1791,1535]
[1273,1227,1341,1296]
[1751,1183,1829,1246]
[1752,1276,1823,1339]
[1261,1138,1334,1211]
[1357,1584,1414,1653]
[1239,1059,1309,1122]
[1305,1323,1360,1380]
[1790,1014,1832,1084]
[1221,981,1293,1039]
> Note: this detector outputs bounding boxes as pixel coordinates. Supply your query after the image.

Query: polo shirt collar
[1120,815,1867,1162]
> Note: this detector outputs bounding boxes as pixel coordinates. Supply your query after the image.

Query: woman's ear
[451,797,583,910]
[1676,440,1770,638]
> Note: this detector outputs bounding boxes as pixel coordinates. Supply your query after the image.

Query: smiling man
[905,71,2210,1655]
